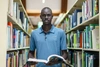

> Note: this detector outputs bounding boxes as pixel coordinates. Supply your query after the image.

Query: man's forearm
[28,50,35,58]
[27,50,37,66]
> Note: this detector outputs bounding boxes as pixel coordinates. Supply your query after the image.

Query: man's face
[40,8,53,25]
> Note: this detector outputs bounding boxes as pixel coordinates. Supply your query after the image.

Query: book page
[27,55,73,67]
[47,54,66,62]
[47,54,73,67]
[27,58,48,63]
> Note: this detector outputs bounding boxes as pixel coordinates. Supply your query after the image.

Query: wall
[0,0,8,66]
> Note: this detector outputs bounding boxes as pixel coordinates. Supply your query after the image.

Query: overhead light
[42,0,45,3]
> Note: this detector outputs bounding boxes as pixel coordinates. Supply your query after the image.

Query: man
[28,7,67,67]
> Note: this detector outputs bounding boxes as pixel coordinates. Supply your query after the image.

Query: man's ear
[51,15,53,19]
[40,15,42,19]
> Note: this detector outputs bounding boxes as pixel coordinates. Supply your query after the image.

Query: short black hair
[41,7,52,14]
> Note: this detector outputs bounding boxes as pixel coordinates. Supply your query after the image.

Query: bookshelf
[56,0,100,67]
[4,0,33,67]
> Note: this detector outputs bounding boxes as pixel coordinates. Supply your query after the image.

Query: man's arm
[60,30,68,60]
[27,50,37,65]
[28,32,36,58]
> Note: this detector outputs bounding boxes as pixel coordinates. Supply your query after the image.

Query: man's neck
[42,24,52,33]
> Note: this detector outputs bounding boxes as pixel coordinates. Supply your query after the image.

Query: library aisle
[0,0,100,67]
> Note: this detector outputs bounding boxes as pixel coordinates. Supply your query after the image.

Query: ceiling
[26,0,61,16]
[21,0,67,26]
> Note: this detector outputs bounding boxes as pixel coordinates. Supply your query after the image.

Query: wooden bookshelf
[56,0,100,67]
[5,0,32,67]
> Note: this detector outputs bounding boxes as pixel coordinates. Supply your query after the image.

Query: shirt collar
[39,25,55,34]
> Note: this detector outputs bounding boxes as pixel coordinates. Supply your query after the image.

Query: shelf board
[7,46,30,52]
[66,13,99,33]
[8,14,30,37]
[83,49,99,52]
[68,47,82,50]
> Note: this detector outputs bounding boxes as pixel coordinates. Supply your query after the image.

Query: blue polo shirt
[30,25,67,67]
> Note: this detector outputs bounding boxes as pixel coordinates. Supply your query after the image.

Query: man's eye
[42,14,51,17]
[42,15,46,17]
[47,14,51,16]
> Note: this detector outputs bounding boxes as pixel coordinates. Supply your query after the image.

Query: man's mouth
[45,20,49,22]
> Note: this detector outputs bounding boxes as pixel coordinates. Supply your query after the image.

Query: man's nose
[45,15,48,18]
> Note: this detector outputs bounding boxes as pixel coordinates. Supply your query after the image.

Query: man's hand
[27,61,37,65]
[23,61,37,67]
[46,57,62,66]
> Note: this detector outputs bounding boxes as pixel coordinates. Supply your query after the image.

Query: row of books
[68,51,99,67]
[8,0,30,31]
[83,52,99,67]
[7,22,30,49]
[6,49,29,67]
[68,51,82,67]
[66,0,99,31]
[67,23,99,49]
[82,0,99,21]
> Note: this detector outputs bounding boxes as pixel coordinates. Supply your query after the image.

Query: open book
[27,54,73,67]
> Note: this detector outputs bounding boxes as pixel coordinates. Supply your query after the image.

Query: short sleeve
[60,30,67,50]
[30,32,36,51]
